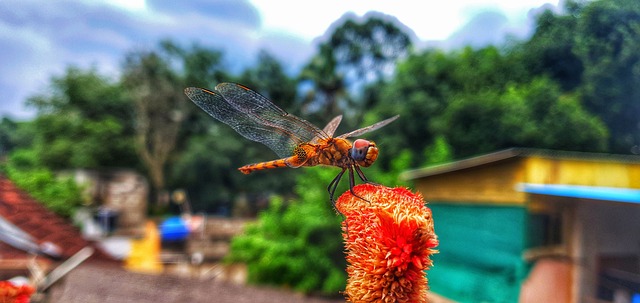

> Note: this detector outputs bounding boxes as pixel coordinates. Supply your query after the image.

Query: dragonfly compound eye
[350,139,371,161]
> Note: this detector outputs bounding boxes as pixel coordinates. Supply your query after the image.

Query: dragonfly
[184,83,398,205]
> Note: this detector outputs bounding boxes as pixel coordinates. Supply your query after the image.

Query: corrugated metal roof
[517,183,640,204]
[401,148,640,180]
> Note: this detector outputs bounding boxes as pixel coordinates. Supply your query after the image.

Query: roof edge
[401,148,640,180]
[401,148,524,180]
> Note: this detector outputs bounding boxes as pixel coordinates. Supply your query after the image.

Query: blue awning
[517,183,640,204]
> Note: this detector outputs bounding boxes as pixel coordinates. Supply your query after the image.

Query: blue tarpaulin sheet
[160,216,190,241]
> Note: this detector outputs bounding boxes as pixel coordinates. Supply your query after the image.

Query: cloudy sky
[0,0,559,120]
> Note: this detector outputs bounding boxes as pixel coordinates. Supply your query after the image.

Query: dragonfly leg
[355,165,379,186]
[328,168,346,211]
[348,166,371,203]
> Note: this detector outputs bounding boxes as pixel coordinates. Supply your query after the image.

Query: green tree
[439,77,607,156]
[161,40,227,89]
[122,50,186,205]
[372,49,459,165]
[328,12,413,84]
[299,43,349,122]
[512,0,640,153]
[377,43,608,162]
[573,0,640,153]
[239,50,299,113]
[518,7,583,91]
[422,136,453,166]
[1,65,133,218]
[373,46,532,163]
[438,89,519,156]
[25,67,137,169]
[0,118,19,158]
[160,40,233,168]
[300,13,413,122]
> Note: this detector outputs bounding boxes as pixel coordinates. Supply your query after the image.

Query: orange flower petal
[336,184,438,303]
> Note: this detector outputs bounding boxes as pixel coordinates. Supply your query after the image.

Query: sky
[0,0,560,120]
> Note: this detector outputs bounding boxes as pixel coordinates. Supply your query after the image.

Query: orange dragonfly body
[184,83,398,202]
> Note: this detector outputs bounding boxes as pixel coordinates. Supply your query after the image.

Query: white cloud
[102,0,147,12]
[249,0,557,41]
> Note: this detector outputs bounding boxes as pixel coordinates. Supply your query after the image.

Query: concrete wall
[572,201,640,302]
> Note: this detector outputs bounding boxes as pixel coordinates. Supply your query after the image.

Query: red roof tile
[0,175,112,261]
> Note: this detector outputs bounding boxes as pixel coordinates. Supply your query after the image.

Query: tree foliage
[438,77,607,156]
[122,50,187,200]
[515,0,640,153]
[0,118,20,157]
[2,149,83,217]
[24,67,137,169]
[328,12,413,84]
[573,0,640,152]
[300,13,413,122]
[520,8,583,91]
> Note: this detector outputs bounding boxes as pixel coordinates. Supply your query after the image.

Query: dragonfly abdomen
[238,159,290,174]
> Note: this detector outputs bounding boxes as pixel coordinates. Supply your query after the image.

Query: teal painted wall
[427,203,528,303]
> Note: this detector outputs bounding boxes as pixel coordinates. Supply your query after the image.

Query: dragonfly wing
[185,87,297,158]
[337,115,399,138]
[322,115,342,137]
[215,83,326,144]
[310,115,342,144]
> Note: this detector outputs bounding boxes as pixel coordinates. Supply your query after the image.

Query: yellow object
[125,221,163,273]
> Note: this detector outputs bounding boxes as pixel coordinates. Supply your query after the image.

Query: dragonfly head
[350,139,379,167]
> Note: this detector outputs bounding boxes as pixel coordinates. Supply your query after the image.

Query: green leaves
[24,68,137,170]
[328,13,413,82]
[574,0,640,152]
[436,77,608,156]
[227,170,346,294]
[2,149,83,218]
[518,0,640,152]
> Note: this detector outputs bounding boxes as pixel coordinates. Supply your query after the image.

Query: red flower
[0,281,35,303]
[336,184,438,303]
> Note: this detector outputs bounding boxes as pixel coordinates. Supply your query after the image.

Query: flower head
[0,281,35,303]
[336,184,438,303]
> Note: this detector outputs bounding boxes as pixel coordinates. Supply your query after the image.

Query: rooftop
[402,148,640,180]
[0,174,110,261]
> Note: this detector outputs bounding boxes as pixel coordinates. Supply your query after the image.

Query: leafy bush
[2,149,83,218]
[227,167,346,295]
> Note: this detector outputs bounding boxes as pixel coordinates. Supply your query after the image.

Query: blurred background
[0,0,639,302]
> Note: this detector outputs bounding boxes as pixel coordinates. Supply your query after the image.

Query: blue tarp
[160,216,190,241]
[518,183,640,204]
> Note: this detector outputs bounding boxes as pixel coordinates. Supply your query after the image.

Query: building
[402,148,640,303]
[0,174,114,287]
[72,169,148,235]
